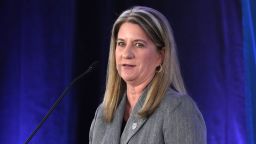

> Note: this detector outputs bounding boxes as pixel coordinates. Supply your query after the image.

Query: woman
[89,6,207,144]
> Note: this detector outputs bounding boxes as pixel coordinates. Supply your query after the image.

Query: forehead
[117,22,150,41]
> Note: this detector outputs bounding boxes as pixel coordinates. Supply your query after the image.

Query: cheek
[115,49,121,69]
[143,52,161,67]
[115,49,119,62]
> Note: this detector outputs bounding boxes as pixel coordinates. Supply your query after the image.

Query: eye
[116,41,126,47]
[135,42,144,48]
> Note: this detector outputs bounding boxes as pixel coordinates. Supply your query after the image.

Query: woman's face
[115,22,163,86]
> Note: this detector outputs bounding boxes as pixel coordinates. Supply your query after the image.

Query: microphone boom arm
[24,61,98,144]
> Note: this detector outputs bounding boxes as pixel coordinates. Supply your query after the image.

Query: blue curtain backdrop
[242,0,256,143]
[172,0,246,143]
[0,0,255,144]
[0,0,76,143]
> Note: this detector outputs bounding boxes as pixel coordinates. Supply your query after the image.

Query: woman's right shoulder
[89,103,107,143]
[93,103,104,119]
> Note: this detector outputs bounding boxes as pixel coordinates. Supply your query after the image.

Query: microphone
[24,61,98,144]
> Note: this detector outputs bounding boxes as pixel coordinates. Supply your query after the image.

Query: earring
[156,65,163,73]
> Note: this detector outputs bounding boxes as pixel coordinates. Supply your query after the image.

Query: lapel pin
[132,122,137,130]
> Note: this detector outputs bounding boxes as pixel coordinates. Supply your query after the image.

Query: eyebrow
[116,38,147,43]
[116,38,125,42]
[134,39,146,43]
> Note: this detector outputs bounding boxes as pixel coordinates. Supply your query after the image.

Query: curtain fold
[0,0,76,143]
[242,0,256,143]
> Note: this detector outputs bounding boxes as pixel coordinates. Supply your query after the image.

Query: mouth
[122,64,136,67]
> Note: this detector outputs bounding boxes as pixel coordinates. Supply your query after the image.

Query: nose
[122,45,134,59]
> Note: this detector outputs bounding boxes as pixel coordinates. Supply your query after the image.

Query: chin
[121,76,136,83]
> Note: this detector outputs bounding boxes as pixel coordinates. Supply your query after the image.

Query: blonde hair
[103,6,187,122]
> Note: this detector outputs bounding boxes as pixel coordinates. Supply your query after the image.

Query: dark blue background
[0,0,255,143]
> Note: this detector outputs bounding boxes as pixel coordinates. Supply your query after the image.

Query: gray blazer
[89,88,207,144]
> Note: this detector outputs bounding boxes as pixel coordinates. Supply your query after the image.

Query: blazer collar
[105,93,127,144]
[120,87,149,144]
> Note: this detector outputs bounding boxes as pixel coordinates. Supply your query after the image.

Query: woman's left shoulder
[159,88,207,143]
[159,88,203,116]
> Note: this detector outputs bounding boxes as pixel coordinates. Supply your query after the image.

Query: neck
[124,75,155,121]
[123,83,147,122]
[126,78,151,110]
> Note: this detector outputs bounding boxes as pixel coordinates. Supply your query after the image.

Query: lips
[122,64,135,67]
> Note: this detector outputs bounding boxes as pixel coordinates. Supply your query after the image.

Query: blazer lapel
[104,94,126,144]
[120,89,148,144]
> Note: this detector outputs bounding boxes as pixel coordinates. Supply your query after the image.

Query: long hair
[103,6,187,122]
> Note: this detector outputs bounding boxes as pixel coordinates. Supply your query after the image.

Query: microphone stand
[24,61,98,144]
